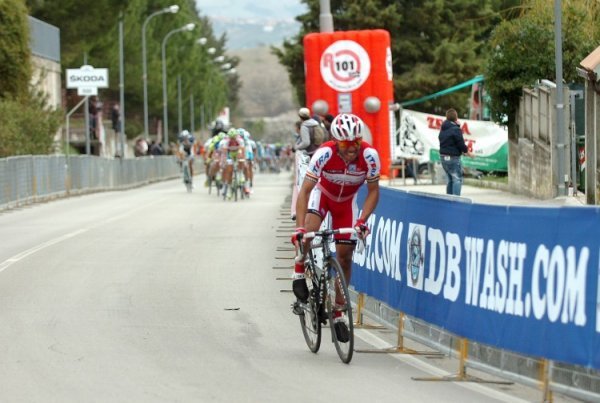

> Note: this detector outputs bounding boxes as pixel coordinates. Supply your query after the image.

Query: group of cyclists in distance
[175,120,295,199]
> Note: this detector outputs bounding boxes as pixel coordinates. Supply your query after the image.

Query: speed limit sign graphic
[320,40,371,92]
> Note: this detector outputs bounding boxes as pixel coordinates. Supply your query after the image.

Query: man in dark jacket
[438,108,473,195]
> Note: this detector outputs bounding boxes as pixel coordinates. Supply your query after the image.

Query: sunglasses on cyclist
[337,139,361,149]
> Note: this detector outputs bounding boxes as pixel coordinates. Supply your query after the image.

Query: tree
[0,0,31,100]
[485,0,600,126]
[0,0,61,157]
[26,0,239,138]
[273,0,519,115]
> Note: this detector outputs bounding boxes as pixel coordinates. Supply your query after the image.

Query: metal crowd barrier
[0,155,183,210]
[350,289,600,402]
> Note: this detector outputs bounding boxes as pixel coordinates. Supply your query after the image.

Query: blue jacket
[438,120,468,157]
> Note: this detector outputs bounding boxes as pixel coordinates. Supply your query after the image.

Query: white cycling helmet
[330,113,365,141]
[179,129,191,141]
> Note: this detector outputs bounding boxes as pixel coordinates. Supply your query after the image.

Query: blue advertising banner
[352,186,600,369]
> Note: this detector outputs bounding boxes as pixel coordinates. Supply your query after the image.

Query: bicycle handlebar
[303,227,357,240]
[295,227,364,257]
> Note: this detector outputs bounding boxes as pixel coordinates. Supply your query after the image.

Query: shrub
[0,0,31,100]
[0,97,62,157]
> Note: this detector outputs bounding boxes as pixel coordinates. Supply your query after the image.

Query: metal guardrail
[0,155,183,210]
[350,289,600,402]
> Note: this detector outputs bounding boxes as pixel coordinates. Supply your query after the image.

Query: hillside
[231,46,297,118]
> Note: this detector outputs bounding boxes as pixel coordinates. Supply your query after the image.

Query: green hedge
[0,98,62,157]
[0,0,31,100]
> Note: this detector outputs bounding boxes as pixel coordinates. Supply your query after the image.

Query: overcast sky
[195,0,307,21]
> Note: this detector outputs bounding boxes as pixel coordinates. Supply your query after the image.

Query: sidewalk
[383,178,588,207]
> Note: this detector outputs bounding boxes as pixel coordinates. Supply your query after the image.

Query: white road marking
[355,329,531,403]
[0,229,89,273]
[0,196,168,274]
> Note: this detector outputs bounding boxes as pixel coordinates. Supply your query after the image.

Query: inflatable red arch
[304,29,394,176]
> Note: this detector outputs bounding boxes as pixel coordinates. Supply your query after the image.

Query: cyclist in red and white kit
[220,128,246,200]
[291,113,380,342]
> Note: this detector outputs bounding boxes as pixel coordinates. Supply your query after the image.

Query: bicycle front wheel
[299,268,321,353]
[325,257,354,363]
[183,165,192,192]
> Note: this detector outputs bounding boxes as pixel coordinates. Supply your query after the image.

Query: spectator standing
[111,102,121,135]
[323,113,334,140]
[294,107,322,156]
[149,140,164,156]
[292,120,301,143]
[89,96,98,138]
[134,137,149,157]
[438,108,474,196]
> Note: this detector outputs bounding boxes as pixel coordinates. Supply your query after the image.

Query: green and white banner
[394,109,508,172]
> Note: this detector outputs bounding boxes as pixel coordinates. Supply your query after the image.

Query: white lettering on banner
[353,213,402,282]
[532,245,588,326]
[532,245,549,320]
[464,237,484,306]
[505,242,526,316]
[422,229,461,301]
[374,217,385,275]
[480,239,497,310]
[354,219,591,327]
[425,228,445,296]
[548,246,566,322]
[444,232,461,302]
[494,240,509,313]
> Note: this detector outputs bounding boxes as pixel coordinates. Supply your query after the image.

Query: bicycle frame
[296,227,357,363]
[301,228,354,304]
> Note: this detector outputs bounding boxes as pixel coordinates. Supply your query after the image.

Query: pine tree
[0,0,32,100]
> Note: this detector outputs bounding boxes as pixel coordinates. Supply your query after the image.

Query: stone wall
[509,85,571,199]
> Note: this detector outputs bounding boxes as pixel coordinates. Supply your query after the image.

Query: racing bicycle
[181,156,193,193]
[293,227,356,363]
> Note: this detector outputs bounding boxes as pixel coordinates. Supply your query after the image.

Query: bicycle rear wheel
[299,267,321,353]
[233,171,239,201]
[325,257,354,363]
[183,164,192,192]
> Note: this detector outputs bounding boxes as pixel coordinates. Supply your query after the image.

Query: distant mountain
[197,0,306,22]
[211,17,300,49]
[231,46,297,118]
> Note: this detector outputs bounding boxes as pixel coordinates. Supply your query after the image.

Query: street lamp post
[142,4,179,140]
[177,74,182,135]
[190,93,194,134]
[161,23,195,147]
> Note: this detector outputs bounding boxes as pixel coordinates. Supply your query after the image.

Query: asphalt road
[0,172,568,402]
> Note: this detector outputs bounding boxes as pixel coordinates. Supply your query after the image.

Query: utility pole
[319,0,334,32]
[118,13,126,157]
[178,74,182,135]
[84,53,91,155]
[554,0,566,196]
[190,93,195,134]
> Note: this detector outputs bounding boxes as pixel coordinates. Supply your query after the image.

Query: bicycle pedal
[291,301,305,316]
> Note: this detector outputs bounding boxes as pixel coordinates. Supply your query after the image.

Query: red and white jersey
[220,135,244,153]
[305,140,380,202]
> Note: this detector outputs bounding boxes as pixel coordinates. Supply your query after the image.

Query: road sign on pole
[66,65,109,90]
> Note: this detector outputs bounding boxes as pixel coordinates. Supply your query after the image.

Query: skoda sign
[66,65,109,91]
